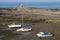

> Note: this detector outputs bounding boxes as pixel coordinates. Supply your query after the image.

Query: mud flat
[0,7,60,40]
[1,23,59,40]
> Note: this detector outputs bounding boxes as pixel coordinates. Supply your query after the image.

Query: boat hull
[17,29,32,32]
[8,25,21,28]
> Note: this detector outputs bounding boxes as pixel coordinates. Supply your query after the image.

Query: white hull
[17,28,32,32]
[37,32,53,37]
[8,24,21,28]
[37,34,52,37]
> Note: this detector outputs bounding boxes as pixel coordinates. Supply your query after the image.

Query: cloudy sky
[0,0,60,2]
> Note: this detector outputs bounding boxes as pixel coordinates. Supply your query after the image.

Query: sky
[0,0,60,2]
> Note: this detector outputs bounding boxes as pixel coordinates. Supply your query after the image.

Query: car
[17,25,32,32]
[37,32,53,37]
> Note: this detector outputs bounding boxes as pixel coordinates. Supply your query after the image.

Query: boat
[37,32,53,37]
[8,23,21,28]
[17,25,32,32]
[8,4,32,31]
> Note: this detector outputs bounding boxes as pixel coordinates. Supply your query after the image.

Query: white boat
[37,32,53,37]
[17,25,32,32]
[8,23,21,28]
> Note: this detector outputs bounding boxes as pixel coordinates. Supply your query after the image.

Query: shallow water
[0,2,60,9]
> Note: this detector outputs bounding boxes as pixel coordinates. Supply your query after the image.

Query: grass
[23,19,46,23]
[0,15,60,24]
[0,16,19,22]
[0,15,46,23]
[46,20,60,24]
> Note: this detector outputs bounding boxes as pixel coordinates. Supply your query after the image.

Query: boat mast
[22,9,23,25]
[21,0,24,25]
[18,0,24,25]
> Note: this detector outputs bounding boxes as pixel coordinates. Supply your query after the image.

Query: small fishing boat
[8,23,21,28]
[17,25,32,32]
[37,32,53,37]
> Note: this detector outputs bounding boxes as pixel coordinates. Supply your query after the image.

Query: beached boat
[37,32,53,37]
[8,23,21,28]
[17,25,32,32]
